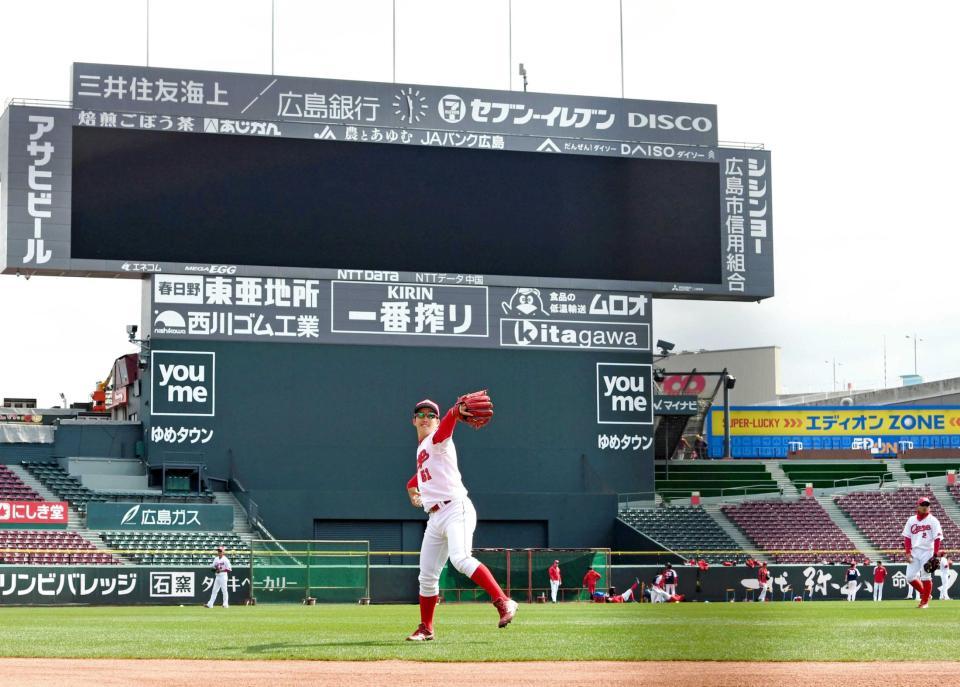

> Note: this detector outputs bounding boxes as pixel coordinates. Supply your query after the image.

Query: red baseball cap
[917,497,931,507]
[414,399,440,415]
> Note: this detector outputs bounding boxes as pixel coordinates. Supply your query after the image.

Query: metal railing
[654,483,783,502]
[617,491,657,510]
[229,477,263,533]
[828,473,890,490]
[3,97,72,110]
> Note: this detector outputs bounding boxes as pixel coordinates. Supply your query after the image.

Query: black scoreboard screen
[71,127,721,284]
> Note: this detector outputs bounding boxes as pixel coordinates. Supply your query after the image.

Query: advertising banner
[617,563,939,603]
[2,65,774,301]
[653,395,699,416]
[0,566,250,605]
[0,501,68,528]
[149,277,651,353]
[71,63,719,148]
[85,502,234,532]
[707,406,960,457]
[717,149,773,299]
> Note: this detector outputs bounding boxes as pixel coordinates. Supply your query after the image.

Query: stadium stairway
[213,492,255,546]
[814,494,881,562]
[701,503,768,563]
[884,459,911,484]
[928,484,960,528]
[764,461,799,497]
[9,464,128,561]
[9,464,83,529]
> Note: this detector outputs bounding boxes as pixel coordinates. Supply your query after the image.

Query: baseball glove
[456,389,494,429]
[924,557,941,574]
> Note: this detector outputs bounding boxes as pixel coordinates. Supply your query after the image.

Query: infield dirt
[1,659,957,686]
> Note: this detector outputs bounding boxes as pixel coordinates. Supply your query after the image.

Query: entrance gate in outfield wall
[250,539,371,603]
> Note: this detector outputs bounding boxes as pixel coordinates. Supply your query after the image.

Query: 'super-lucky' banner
[710,407,960,436]
[706,406,960,458]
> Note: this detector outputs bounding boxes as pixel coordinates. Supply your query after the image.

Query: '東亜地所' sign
[147,276,652,353]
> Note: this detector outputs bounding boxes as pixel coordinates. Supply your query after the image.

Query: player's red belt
[429,500,452,513]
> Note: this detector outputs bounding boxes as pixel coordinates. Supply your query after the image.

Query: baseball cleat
[494,597,519,628]
[406,623,434,641]
[918,601,929,609]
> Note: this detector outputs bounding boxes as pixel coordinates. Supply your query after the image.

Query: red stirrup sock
[923,580,933,602]
[909,579,924,595]
[470,564,507,602]
[419,594,439,631]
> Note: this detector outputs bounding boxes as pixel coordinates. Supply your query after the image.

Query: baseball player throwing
[404,392,518,641]
[903,496,943,609]
[206,545,232,608]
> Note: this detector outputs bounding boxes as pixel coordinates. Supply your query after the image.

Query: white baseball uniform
[903,513,943,582]
[206,553,232,608]
[939,558,952,600]
[649,574,670,603]
[414,413,481,597]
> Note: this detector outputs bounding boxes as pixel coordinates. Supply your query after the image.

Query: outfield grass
[0,601,957,661]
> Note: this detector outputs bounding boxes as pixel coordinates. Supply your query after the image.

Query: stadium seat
[721,499,866,564]
[835,487,960,563]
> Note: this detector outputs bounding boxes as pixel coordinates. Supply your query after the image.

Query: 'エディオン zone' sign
[707,406,960,457]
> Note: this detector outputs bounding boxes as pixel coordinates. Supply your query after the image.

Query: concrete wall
[660,346,780,405]
[143,340,652,549]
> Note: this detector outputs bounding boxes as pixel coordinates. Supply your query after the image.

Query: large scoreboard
[0,63,773,300]
[0,63,775,544]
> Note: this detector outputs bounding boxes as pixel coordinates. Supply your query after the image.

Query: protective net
[250,539,369,603]
[439,548,610,602]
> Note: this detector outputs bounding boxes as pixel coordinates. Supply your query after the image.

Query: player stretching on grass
[903,496,943,609]
[404,393,518,641]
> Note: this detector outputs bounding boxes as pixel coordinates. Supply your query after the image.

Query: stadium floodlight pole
[722,368,732,459]
[393,0,396,83]
[905,333,922,375]
[619,0,624,98]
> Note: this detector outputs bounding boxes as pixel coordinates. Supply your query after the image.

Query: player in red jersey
[757,562,770,602]
[872,561,887,601]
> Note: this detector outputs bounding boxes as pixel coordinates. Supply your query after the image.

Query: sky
[0,0,958,407]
